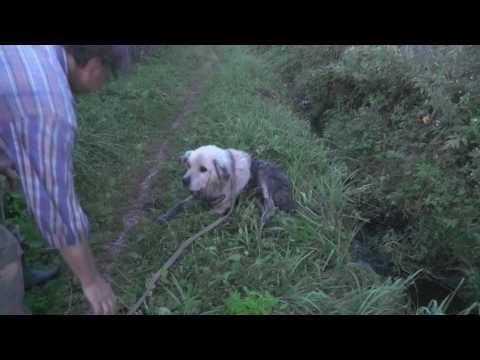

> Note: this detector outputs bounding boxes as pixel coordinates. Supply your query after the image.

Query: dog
[158,145,295,226]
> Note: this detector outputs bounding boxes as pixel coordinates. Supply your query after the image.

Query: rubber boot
[22,259,59,290]
[7,224,60,289]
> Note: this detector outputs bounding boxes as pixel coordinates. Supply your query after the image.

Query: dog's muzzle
[182,176,191,187]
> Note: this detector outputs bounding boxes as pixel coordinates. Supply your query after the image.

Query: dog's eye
[200,166,208,173]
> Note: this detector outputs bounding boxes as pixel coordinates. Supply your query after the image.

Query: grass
[110,46,416,315]
[225,290,279,315]
[8,45,444,315]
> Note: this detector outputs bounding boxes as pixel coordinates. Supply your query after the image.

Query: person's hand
[59,242,116,315]
[82,275,116,315]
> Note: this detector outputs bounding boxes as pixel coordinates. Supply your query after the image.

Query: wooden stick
[127,210,233,315]
[157,195,194,224]
[127,151,238,315]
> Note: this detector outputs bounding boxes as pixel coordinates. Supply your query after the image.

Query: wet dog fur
[158,145,295,226]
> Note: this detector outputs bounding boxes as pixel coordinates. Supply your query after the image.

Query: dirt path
[104,48,220,276]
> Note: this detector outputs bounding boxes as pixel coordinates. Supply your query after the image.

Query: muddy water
[351,227,468,314]
[286,44,471,314]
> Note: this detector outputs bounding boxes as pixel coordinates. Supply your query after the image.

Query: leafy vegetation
[257,45,480,308]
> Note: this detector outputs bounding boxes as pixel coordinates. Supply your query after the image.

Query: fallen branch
[127,151,238,315]
[127,209,233,315]
[157,195,194,224]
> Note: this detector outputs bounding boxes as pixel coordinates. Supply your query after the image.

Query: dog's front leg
[258,178,277,227]
[157,195,195,224]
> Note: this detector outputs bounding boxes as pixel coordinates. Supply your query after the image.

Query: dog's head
[181,145,231,195]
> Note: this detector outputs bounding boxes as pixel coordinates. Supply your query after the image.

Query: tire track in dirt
[105,48,220,269]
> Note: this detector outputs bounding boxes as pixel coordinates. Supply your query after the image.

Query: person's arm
[59,242,115,315]
[4,117,116,315]
[60,242,99,286]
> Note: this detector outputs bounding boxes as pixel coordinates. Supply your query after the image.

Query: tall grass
[115,46,416,315]
[257,45,480,312]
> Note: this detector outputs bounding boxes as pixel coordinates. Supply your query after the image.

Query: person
[0,45,129,315]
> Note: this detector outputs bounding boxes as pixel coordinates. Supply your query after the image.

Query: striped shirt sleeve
[0,45,89,248]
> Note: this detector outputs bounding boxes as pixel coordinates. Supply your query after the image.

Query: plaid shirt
[0,45,89,248]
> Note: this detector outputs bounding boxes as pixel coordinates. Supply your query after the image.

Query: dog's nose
[182,176,191,187]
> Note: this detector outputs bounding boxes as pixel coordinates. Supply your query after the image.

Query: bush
[259,45,480,303]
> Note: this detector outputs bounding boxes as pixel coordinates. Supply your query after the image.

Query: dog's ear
[180,151,192,166]
[213,159,231,183]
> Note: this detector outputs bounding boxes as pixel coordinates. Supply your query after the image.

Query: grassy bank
[256,45,480,312]
[113,46,416,315]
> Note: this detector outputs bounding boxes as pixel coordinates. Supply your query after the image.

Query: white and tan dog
[181,145,252,215]
[158,145,295,225]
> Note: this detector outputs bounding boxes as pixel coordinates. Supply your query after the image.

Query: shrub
[259,45,480,304]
